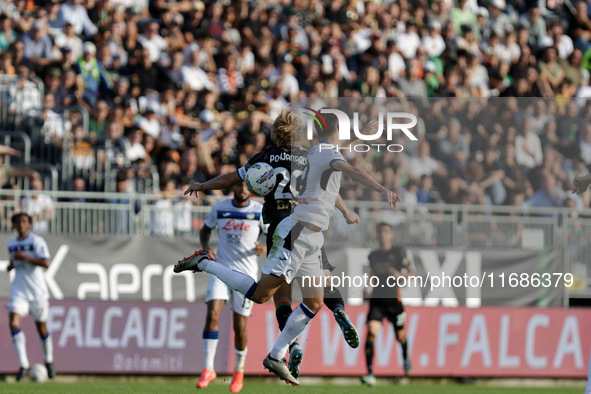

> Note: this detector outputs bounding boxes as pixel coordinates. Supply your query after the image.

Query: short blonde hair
[271,108,301,147]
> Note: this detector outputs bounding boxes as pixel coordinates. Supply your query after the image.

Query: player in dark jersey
[181,108,360,383]
[361,222,415,386]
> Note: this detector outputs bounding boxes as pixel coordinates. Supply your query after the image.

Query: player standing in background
[181,108,361,378]
[194,183,266,393]
[6,213,55,381]
[361,222,414,386]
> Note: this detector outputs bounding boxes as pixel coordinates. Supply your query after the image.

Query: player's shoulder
[6,236,19,246]
[392,245,406,253]
[29,232,47,244]
[368,249,380,260]
[249,200,264,211]
[210,199,225,209]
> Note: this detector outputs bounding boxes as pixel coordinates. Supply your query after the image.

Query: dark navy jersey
[237,144,308,231]
[369,246,409,300]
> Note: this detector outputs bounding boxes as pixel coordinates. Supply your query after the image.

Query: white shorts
[7,296,49,322]
[262,217,324,284]
[205,274,254,317]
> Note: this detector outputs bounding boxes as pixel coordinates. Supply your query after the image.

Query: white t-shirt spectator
[388,51,406,81]
[515,133,543,168]
[57,1,98,37]
[181,64,215,91]
[422,34,446,58]
[408,155,441,178]
[396,31,421,59]
[126,142,146,163]
[136,116,161,138]
[54,32,83,59]
[20,195,54,234]
[138,34,167,63]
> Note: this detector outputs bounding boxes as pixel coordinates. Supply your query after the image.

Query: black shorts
[367,299,406,330]
[321,247,335,272]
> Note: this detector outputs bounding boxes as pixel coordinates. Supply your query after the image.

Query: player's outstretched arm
[185,172,242,197]
[331,161,402,207]
[573,174,591,195]
[335,194,359,224]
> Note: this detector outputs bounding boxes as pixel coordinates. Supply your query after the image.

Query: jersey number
[296,164,310,195]
[274,167,302,199]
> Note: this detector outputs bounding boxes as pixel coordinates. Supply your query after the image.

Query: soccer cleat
[360,373,376,386]
[16,367,30,382]
[403,357,411,376]
[46,362,55,379]
[288,342,303,379]
[229,371,244,393]
[334,307,359,348]
[174,249,209,273]
[263,354,299,386]
[196,369,217,389]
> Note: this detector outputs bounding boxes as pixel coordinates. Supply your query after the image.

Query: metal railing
[0,190,587,295]
[0,75,43,131]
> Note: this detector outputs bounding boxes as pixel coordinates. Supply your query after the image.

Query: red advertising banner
[0,300,588,378]
[0,301,233,375]
[242,305,590,378]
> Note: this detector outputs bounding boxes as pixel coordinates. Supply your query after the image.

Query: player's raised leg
[197,299,224,389]
[9,311,30,381]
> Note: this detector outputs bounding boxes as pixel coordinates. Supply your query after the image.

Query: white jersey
[292,142,345,231]
[203,199,266,279]
[7,232,51,301]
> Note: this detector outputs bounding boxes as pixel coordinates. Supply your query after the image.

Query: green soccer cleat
[288,342,303,379]
[334,307,359,348]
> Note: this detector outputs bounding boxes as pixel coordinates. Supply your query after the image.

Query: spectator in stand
[20,20,52,67]
[515,117,543,170]
[137,20,167,63]
[76,42,112,107]
[20,176,53,234]
[56,0,97,39]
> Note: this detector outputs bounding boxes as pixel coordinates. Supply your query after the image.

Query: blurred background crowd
[0,0,590,217]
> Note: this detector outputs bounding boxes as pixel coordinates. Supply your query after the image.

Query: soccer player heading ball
[176,108,400,385]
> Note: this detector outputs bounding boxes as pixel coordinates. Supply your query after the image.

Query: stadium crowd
[0,0,591,212]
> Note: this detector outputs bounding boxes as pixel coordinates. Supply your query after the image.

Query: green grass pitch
[0,379,584,393]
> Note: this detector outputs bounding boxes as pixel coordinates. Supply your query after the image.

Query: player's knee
[9,319,20,331]
[396,330,406,343]
[304,298,324,314]
[249,293,269,304]
[233,318,247,332]
[205,312,220,328]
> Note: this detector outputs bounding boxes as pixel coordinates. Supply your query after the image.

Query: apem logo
[303,107,418,153]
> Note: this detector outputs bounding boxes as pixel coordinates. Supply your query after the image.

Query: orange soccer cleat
[196,369,217,389]
[229,371,244,393]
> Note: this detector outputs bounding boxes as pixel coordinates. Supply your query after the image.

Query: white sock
[234,347,247,372]
[202,331,219,371]
[42,333,53,363]
[201,259,257,299]
[12,330,29,369]
[270,303,315,360]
